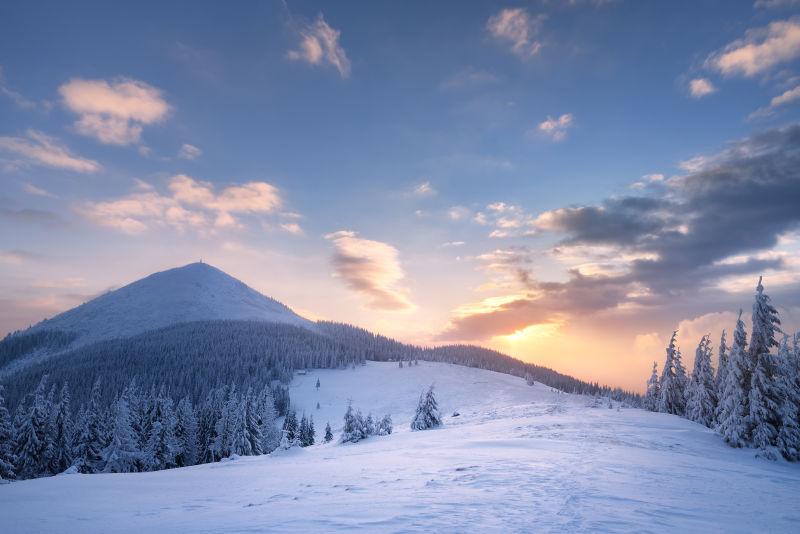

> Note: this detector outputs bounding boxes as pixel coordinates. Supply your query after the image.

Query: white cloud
[633,332,664,361]
[59,78,170,145]
[537,113,574,141]
[412,181,436,197]
[80,175,286,235]
[487,8,544,59]
[22,182,56,198]
[279,222,304,236]
[707,19,800,77]
[0,130,101,173]
[324,230,414,311]
[754,0,800,8]
[177,143,202,160]
[689,78,716,98]
[287,15,351,78]
[749,84,800,119]
[441,241,466,248]
[447,206,471,221]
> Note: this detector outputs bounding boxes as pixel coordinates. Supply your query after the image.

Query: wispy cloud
[177,143,202,160]
[59,77,170,145]
[324,230,414,311]
[487,8,545,59]
[0,66,41,110]
[80,175,287,235]
[538,113,574,141]
[0,130,101,173]
[750,84,800,118]
[411,181,436,197]
[689,78,716,98]
[22,182,56,198]
[439,67,500,91]
[287,15,351,78]
[706,18,800,78]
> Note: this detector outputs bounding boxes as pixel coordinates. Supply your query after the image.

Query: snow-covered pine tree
[658,332,686,415]
[307,416,315,446]
[14,375,52,478]
[255,386,280,454]
[715,330,729,401]
[282,409,298,443]
[243,388,263,456]
[228,394,252,456]
[174,396,198,467]
[324,422,333,443]
[716,311,751,447]
[776,335,800,461]
[410,385,442,431]
[316,378,320,390]
[298,414,309,447]
[0,385,17,480]
[686,335,717,427]
[399,360,404,368]
[197,386,226,463]
[145,393,178,470]
[377,414,393,436]
[643,362,660,411]
[47,383,73,474]
[365,413,375,436]
[748,278,783,459]
[72,380,105,474]
[101,392,140,473]
[341,402,366,443]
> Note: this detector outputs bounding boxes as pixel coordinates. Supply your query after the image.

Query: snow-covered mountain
[3,361,799,533]
[30,262,314,347]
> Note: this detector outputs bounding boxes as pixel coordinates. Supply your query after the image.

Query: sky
[1,0,800,391]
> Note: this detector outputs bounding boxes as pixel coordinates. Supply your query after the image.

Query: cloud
[22,183,56,198]
[538,113,574,141]
[487,8,544,58]
[689,78,716,98]
[324,230,414,311]
[447,206,471,221]
[439,67,500,91]
[412,181,436,197]
[59,78,170,145]
[750,84,800,118]
[754,0,800,8]
[279,222,304,236]
[0,249,43,265]
[0,130,100,173]
[177,143,202,160]
[80,175,285,235]
[287,15,351,78]
[0,66,39,110]
[633,332,665,361]
[438,123,800,340]
[0,205,64,227]
[707,19,800,78]
[441,241,465,248]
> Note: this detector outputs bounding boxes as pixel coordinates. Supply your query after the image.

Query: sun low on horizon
[2,0,800,396]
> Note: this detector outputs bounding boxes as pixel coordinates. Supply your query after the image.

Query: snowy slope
[3,361,799,533]
[28,262,314,347]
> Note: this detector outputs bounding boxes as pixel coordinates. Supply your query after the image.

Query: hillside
[28,262,313,348]
[2,362,798,533]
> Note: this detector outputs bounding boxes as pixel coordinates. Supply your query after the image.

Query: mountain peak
[31,262,313,346]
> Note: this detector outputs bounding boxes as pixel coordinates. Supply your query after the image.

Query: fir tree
[102,393,140,473]
[282,409,298,443]
[0,386,17,480]
[72,380,105,474]
[47,383,73,474]
[377,414,393,436]
[686,335,717,427]
[324,422,333,443]
[255,386,280,454]
[716,311,751,447]
[341,402,367,443]
[776,336,800,461]
[315,378,320,390]
[643,362,660,412]
[748,279,783,459]
[715,330,729,400]
[14,375,52,478]
[658,332,686,416]
[411,385,442,431]
[145,393,178,470]
[243,388,263,456]
[174,396,198,467]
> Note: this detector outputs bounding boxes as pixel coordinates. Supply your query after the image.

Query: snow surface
[3,361,800,533]
[28,262,313,347]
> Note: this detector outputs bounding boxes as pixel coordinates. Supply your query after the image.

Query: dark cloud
[440,124,800,340]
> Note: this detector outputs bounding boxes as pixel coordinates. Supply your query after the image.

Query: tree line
[643,278,800,461]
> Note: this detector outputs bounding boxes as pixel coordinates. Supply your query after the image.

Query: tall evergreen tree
[716,311,751,446]
[0,386,17,480]
[47,383,73,474]
[72,380,105,474]
[658,332,686,415]
[715,330,729,399]
[145,393,178,470]
[776,336,800,461]
[643,362,660,412]
[102,392,140,473]
[411,385,442,431]
[174,396,198,467]
[748,278,783,458]
[686,335,717,427]
[282,409,298,443]
[14,375,51,478]
[255,386,280,454]
[324,422,333,443]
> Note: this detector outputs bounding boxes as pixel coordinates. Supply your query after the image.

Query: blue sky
[2,0,800,389]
